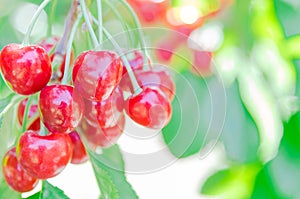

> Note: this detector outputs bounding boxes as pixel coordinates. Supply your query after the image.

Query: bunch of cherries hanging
[0,0,175,193]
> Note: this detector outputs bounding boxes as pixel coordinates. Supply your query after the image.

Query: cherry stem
[119,0,150,70]
[39,123,48,136]
[61,13,83,84]
[21,95,33,133]
[102,27,142,94]
[96,0,103,44]
[47,0,57,37]
[22,0,52,46]
[103,0,134,47]
[80,0,99,48]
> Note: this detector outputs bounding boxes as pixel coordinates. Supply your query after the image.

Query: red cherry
[39,84,84,134]
[17,98,40,131]
[120,65,175,101]
[125,87,172,129]
[191,50,213,77]
[84,87,124,128]
[38,36,74,81]
[2,147,38,192]
[16,130,72,179]
[68,131,88,164]
[72,50,123,101]
[79,114,125,149]
[122,50,150,76]
[0,44,52,95]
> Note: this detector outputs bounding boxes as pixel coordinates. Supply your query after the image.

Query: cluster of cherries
[0,33,175,193]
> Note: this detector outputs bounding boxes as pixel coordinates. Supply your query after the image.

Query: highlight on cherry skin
[2,147,39,193]
[72,50,123,102]
[16,130,73,180]
[0,43,52,95]
[39,84,85,134]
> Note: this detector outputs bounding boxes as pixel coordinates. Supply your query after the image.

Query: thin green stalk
[103,0,134,47]
[80,0,99,48]
[61,13,83,84]
[21,95,33,132]
[22,0,52,46]
[96,0,103,44]
[39,123,48,136]
[102,27,142,94]
[47,0,57,37]
[119,0,149,70]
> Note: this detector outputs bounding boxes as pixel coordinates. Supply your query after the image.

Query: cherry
[38,36,74,81]
[79,114,125,149]
[191,50,213,77]
[0,44,52,95]
[2,147,38,192]
[16,130,72,179]
[68,131,88,164]
[121,50,150,76]
[125,87,172,129]
[120,65,175,101]
[39,84,84,134]
[84,86,124,128]
[17,98,40,131]
[72,50,123,101]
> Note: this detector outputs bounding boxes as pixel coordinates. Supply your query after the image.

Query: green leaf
[89,145,138,199]
[201,164,260,199]
[251,111,300,198]
[23,192,41,199]
[220,82,260,163]
[0,73,13,99]
[162,71,226,158]
[0,93,15,114]
[39,181,70,199]
[0,180,21,199]
[274,0,300,37]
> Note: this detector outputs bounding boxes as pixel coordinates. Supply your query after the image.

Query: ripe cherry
[125,87,172,129]
[68,131,88,164]
[0,44,52,95]
[120,65,175,101]
[121,50,150,76]
[72,50,123,101]
[17,130,72,179]
[79,114,125,149]
[17,98,40,131]
[39,84,84,134]
[2,147,38,192]
[84,87,124,128]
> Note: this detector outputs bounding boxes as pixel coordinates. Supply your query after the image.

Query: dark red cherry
[125,87,172,129]
[84,87,124,128]
[2,147,38,192]
[39,84,84,134]
[68,131,88,164]
[0,44,52,95]
[16,130,72,179]
[72,50,123,101]
[17,98,40,131]
[79,114,125,149]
